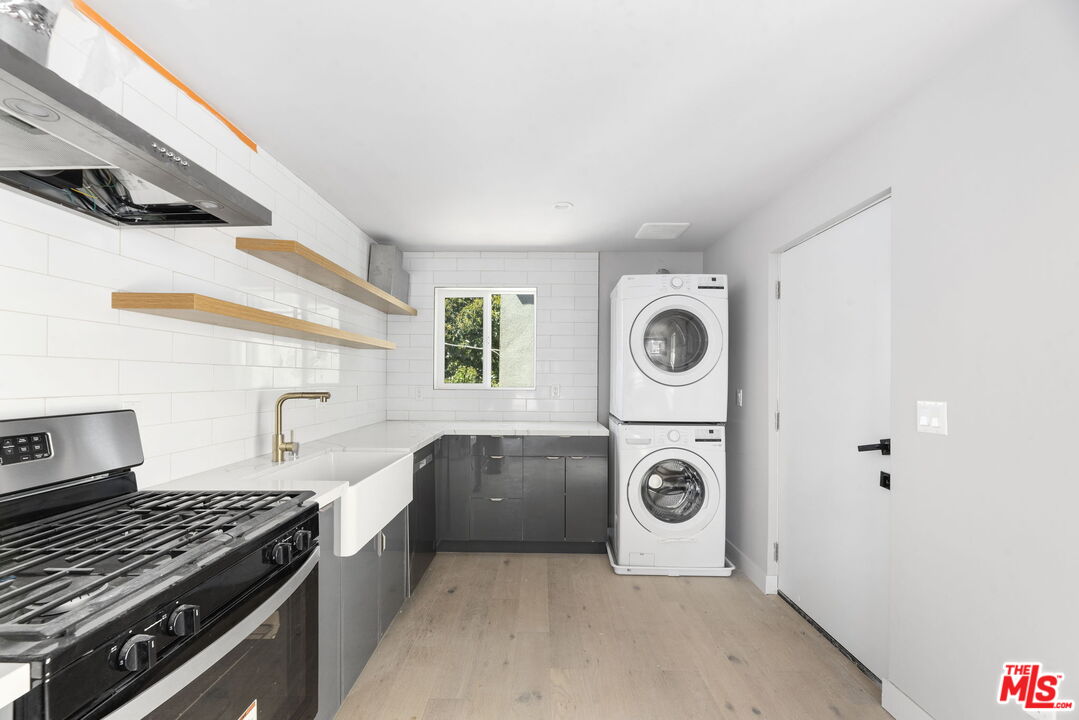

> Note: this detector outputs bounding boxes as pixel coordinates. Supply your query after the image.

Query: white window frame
[434,287,537,390]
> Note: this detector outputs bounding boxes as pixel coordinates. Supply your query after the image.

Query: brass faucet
[273,392,331,462]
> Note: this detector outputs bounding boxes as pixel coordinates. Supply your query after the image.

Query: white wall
[386,252,598,421]
[597,252,703,424]
[0,8,388,485]
[703,2,1079,718]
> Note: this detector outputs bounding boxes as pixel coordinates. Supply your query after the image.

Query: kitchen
[0,1,1076,719]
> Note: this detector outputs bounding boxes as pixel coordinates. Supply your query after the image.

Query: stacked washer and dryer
[607,274,734,576]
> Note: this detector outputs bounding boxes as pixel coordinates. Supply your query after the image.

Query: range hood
[0,36,271,227]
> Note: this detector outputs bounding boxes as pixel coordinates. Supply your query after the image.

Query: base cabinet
[318,505,410,719]
[523,456,565,541]
[438,435,608,551]
[566,457,609,541]
[378,508,408,638]
[340,535,378,699]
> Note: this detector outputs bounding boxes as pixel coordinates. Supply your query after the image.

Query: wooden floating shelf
[112,293,396,350]
[236,237,417,316]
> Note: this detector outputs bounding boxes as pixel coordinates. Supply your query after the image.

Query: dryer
[608,418,733,576]
[609,274,728,423]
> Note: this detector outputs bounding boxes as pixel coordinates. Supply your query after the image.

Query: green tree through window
[443,296,484,384]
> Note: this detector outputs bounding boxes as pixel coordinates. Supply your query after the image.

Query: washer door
[626,448,719,538]
[629,295,723,386]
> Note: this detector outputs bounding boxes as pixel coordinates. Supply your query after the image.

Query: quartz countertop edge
[153,420,608,503]
[0,662,30,710]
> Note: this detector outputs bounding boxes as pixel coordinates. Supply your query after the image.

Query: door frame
[764,188,892,594]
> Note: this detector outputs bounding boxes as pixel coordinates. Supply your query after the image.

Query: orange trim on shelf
[71,0,258,152]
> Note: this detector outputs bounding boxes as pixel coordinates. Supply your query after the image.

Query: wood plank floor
[337,553,891,720]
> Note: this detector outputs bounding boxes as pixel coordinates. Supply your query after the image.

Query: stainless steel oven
[102,551,319,720]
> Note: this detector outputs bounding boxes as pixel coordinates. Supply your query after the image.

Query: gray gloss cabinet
[321,505,410,718]
[523,456,565,541]
[470,497,523,540]
[566,457,608,541]
[339,535,378,700]
[378,508,408,638]
[439,435,474,540]
[475,455,523,498]
[438,435,608,548]
[316,508,342,720]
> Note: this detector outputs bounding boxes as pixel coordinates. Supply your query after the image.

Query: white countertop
[158,420,608,504]
[318,420,609,454]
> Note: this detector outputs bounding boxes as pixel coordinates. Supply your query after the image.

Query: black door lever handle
[857,438,891,455]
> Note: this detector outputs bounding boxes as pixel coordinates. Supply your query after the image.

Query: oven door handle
[101,548,320,720]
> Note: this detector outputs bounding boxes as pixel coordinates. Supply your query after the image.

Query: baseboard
[438,540,605,554]
[764,574,779,595]
[725,539,767,592]
[882,680,935,720]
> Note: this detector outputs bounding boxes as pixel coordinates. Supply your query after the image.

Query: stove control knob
[292,529,313,552]
[168,604,201,637]
[667,430,681,443]
[118,634,157,672]
[271,541,294,566]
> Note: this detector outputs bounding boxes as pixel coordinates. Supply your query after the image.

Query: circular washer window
[640,459,706,523]
[642,309,709,374]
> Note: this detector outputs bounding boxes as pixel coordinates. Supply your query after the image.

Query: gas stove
[0,411,320,720]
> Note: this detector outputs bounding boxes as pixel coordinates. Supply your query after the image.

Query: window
[435,288,536,389]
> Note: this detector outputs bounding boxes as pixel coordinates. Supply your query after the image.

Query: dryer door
[626,448,719,538]
[629,295,723,386]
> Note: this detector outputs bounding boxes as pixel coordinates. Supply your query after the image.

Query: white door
[778,198,891,679]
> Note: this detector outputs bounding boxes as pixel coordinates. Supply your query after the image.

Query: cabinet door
[316,509,342,720]
[523,456,565,541]
[566,457,609,541]
[523,435,607,457]
[470,498,523,540]
[340,534,379,700]
[378,508,408,638]
[477,435,523,457]
[439,435,474,540]
[475,455,523,498]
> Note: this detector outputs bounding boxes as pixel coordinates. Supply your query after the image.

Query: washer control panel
[0,432,52,465]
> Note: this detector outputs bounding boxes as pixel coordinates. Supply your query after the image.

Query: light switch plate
[917,401,948,435]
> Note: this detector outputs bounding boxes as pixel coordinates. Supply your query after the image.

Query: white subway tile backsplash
[0,356,118,398]
[0,267,117,323]
[48,318,173,362]
[119,361,213,395]
[121,229,216,278]
[0,224,48,273]
[0,312,46,356]
[50,237,173,291]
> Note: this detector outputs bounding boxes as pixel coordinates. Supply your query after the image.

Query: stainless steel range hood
[0,36,271,227]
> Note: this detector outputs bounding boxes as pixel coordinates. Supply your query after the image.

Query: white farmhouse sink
[260,450,413,557]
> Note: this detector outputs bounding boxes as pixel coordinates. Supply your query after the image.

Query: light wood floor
[337,553,891,720]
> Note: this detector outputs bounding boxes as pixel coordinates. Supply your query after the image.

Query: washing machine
[608,418,733,576]
[609,274,728,423]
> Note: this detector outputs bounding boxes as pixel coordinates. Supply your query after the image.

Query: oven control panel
[0,432,52,465]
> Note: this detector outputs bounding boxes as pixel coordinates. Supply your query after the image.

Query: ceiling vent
[635,222,691,240]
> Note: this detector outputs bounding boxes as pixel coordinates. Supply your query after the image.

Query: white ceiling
[93,0,1020,251]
